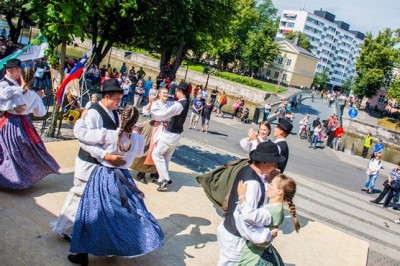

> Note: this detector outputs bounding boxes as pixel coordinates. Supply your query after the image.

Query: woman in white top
[131,87,172,183]
[362,152,383,194]
[240,121,271,152]
[0,67,60,189]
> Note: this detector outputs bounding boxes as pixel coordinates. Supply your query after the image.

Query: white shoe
[394,219,400,224]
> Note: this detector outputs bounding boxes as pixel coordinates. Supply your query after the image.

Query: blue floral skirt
[70,166,164,257]
[0,113,60,190]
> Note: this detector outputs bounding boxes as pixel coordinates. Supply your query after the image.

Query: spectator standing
[216,91,227,117]
[372,138,385,157]
[201,98,216,133]
[143,76,153,104]
[121,78,132,107]
[189,94,204,130]
[120,62,127,74]
[361,153,383,194]
[263,100,272,122]
[362,133,373,158]
[133,80,145,108]
[210,86,219,105]
[137,67,146,80]
[332,123,344,151]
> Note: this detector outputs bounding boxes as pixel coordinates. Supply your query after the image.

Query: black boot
[135,172,148,184]
[150,172,159,179]
[67,253,88,265]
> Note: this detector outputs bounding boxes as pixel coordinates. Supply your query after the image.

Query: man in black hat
[151,81,190,191]
[53,79,126,240]
[0,58,22,85]
[217,141,285,265]
[274,119,293,173]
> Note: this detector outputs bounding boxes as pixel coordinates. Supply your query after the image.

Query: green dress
[239,203,284,266]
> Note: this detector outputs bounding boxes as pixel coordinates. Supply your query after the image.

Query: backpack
[196,158,249,213]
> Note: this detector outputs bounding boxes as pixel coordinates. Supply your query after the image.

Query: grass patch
[378,117,400,132]
[183,61,286,93]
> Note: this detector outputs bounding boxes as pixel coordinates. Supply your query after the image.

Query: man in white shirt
[53,79,126,240]
[152,81,190,191]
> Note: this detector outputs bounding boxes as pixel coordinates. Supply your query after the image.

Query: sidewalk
[0,140,369,266]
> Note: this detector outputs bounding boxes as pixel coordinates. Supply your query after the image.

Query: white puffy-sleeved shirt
[144,99,184,145]
[74,118,144,169]
[0,76,31,112]
[3,89,46,117]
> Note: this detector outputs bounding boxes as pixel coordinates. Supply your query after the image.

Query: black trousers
[374,184,396,207]
[362,146,369,158]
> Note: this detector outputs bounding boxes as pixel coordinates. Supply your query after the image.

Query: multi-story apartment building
[277,9,365,89]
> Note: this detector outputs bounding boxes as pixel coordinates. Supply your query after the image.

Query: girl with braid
[234,174,300,266]
[68,106,164,265]
[0,65,60,189]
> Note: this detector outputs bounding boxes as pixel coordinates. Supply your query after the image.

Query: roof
[276,38,318,59]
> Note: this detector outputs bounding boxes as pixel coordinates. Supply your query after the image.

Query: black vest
[223,165,266,237]
[165,99,189,134]
[77,102,119,164]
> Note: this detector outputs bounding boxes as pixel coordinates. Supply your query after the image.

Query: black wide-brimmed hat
[5,58,22,69]
[177,81,189,91]
[99,79,124,94]
[278,119,293,134]
[249,142,286,163]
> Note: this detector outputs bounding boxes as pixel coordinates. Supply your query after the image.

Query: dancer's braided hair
[21,67,35,94]
[117,105,139,152]
[275,174,301,233]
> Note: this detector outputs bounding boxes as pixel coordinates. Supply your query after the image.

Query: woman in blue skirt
[0,62,60,190]
[68,105,164,265]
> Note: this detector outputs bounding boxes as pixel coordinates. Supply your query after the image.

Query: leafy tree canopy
[285,31,311,52]
[353,28,400,99]
[312,68,329,91]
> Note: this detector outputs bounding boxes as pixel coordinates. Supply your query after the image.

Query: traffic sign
[348,108,359,119]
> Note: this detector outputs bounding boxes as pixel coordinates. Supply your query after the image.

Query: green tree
[0,0,33,44]
[387,79,400,103]
[24,0,93,137]
[340,78,353,96]
[285,31,311,52]
[353,28,400,100]
[134,0,236,79]
[312,68,330,91]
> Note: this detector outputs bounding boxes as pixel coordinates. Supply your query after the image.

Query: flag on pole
[55,47,93,106]
[0,35,47,69]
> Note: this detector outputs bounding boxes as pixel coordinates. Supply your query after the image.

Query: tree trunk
[46,42,67,138]
[168,42,186,80]
[160,48,172,77]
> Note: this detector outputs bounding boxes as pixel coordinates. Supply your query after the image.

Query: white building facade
[277,10,365,88]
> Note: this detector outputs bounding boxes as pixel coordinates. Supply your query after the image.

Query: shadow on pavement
[172,145,238,174]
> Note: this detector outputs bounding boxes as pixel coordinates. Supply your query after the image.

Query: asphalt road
[174,96,387,193]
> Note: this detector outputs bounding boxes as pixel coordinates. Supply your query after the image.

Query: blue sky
[272,0,400,35]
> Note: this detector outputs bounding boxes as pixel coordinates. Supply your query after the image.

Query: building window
[286,59,292,66]
[277,56,284,64]
[266,69,271,76]
[274,72,279,79]
[287,22,295,27]
[282,74,287,81]
[378,95,385,103]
